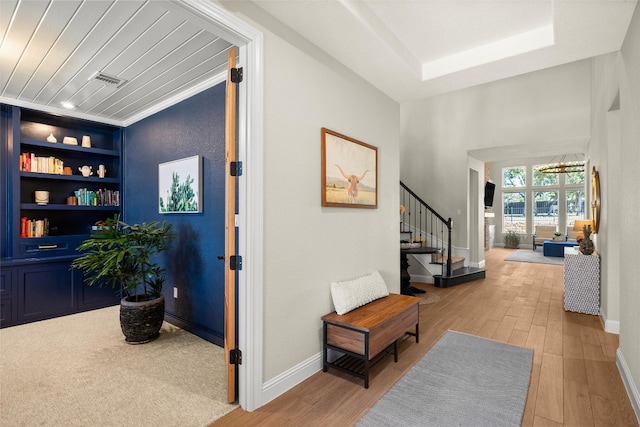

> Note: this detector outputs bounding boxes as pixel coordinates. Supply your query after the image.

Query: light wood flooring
[213,247,639,426]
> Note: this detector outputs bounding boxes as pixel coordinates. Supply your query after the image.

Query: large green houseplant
[72,215,174,343]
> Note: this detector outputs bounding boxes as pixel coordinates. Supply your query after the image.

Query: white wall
[400,60,591,253]
[590,51,621,331]
[619,5,640,414]
[592,3,640,417]
[222,3,400,385]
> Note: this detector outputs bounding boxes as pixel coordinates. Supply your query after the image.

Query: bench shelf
[321,293,419,388]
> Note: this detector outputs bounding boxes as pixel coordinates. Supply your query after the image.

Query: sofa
[532,225,557,250]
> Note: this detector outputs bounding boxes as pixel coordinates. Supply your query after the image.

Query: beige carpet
[0,306,236,427]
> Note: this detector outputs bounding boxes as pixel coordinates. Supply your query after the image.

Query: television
[484,182,496,207]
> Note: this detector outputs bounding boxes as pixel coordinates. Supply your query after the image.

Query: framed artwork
[158,155,202,213]
[321,128,377,208]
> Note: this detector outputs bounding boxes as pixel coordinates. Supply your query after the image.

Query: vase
[120,294,165,344]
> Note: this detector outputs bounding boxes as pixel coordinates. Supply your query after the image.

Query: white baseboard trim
[599,308,620,334]
[617,348,640,423]
[604,319,620,334]
[470,259,486,268]
[261,352,322,406]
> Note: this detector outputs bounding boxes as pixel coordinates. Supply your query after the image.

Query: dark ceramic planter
[120,294,165,344]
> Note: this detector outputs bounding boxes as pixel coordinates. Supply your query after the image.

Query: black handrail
[400,181,453,277]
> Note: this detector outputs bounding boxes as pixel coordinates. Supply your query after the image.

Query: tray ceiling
[237,0,636,102]
[1,0,637,126]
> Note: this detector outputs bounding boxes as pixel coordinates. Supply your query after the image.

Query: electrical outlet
[173,287,178,299]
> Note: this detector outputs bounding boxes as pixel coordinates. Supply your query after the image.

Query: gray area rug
[358,330,533,427]
[505,248,564,265]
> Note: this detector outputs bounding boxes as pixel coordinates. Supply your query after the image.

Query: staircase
[400,181,485,288]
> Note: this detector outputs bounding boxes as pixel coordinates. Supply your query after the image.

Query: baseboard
[470,259,486,268]
[163,312,224,347]
[261,352,322,406]
[599,308,620,334]
[617,348,640,423]
[408,274,434,284]
[604,319,620,334]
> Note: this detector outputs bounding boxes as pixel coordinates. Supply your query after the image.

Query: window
[503,192,526,233]
[503,167,526,187]
[499,163,586,240]
[533,165,558,186]
[566,190,585,227]
[566,171,585,185]
[533,191,558,227]
[566,171,586,228]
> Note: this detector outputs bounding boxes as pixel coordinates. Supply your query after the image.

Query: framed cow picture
[321,128,377,208]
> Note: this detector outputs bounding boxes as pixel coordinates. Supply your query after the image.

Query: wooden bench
[321,293,419,388]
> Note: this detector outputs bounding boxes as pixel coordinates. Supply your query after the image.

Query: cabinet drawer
[19,236,83,257]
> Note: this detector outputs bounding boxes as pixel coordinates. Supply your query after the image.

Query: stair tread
[401,246,440,253]
[431,255,464,264]
[434,266,485,278]
[433,267,486,288]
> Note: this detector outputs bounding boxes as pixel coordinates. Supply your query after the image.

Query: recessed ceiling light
[60,101,75,110]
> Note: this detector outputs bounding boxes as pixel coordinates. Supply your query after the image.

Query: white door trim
[173,0,265,412]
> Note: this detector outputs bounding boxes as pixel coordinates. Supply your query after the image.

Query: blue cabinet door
[0,267,16,327]
[77,272,121,310]
[17,261,78,323]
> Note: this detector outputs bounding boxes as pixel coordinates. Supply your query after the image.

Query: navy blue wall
[124,83,226,346]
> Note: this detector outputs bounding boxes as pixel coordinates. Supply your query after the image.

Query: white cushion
[330,271,389,315]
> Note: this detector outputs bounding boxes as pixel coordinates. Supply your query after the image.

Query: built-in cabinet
[0,104,122,327]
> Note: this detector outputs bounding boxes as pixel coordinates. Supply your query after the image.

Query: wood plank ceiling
[0,0,233,126]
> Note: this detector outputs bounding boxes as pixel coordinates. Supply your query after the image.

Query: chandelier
[538,155,585,174]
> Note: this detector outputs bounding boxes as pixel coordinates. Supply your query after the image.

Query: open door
[224,47,239,403]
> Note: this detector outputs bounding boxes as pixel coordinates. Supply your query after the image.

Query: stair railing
[400,181,453,277]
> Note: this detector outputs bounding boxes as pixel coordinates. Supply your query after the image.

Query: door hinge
[230,161,243,176]
[230,255,242,271]
[230,348,242,365]
[231,67,243,83]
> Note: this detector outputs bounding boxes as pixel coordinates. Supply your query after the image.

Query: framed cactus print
[158,155,202,213]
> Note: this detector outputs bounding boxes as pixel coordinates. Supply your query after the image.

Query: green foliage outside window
[533,166,559,186]
[503,167,526,187]
[566,170,585,184]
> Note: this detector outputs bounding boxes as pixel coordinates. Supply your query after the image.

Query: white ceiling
[250,0,637,102]
[0,0,233,126]
[0,0,637,127]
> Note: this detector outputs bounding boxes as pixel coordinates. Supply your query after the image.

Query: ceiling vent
[92,72,127,88]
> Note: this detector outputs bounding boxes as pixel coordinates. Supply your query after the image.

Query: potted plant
[504,230,521,248]
[72,215,174,344]
[553,231,564,241]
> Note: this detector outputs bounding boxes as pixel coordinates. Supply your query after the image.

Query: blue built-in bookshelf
[0,104,122,327]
